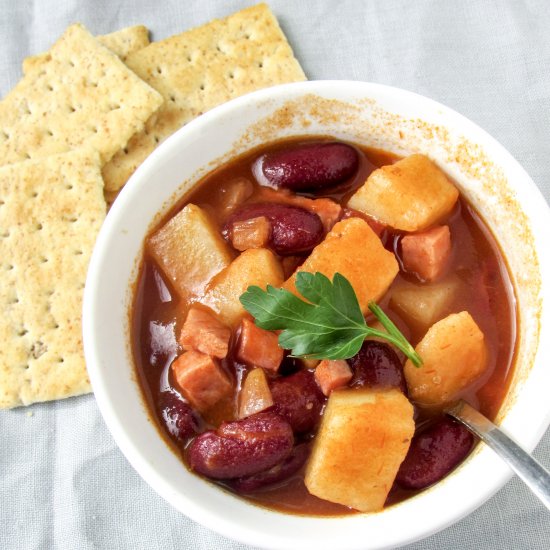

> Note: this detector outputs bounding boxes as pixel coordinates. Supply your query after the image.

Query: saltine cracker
[0,149,106,408]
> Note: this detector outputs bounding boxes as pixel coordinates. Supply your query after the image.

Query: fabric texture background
[1,1,549,548]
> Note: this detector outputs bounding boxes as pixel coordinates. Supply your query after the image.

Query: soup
[131,137,516,515]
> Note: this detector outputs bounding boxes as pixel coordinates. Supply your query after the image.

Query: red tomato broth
[131,136,517,516]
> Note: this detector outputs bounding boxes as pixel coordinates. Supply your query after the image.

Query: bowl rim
[83,79,550,550]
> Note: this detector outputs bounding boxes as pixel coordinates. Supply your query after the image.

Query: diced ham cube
[401,225,451,282]
[230,216,271,251]
[179,306,231,359]
[236,318,283,372]
[315,360,353,396]
[171,350,233,413]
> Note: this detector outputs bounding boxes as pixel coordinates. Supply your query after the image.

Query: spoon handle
[447,400,550,511]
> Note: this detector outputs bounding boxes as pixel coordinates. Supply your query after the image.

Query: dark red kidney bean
[223,202,323,255]
[230,442,310,493]
[270,370,326,433]
[348,340,407,394]
[187,411,293,479]
[157,391,201,443]
[395,417,474,490]
[258,142,359,191]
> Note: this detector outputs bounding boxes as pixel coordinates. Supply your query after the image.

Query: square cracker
[102,3,306,198]
[0,23,163,167]
[0,148,106,408]
[22,25,150,74]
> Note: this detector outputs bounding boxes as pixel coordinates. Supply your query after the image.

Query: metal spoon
[447,400,550,510]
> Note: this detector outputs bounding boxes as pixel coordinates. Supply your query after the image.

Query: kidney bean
[223,202,323,255]
[270,370,326,433]
[187,411,293,479]
[348,340,407,393]
[258,142,359,191]
[231,442,310,493]
[157,391,201,444]
[395,417,474,490]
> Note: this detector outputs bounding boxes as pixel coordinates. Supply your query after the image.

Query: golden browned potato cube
[147,204,233,300]
[347,154,459,231]
[404,311,488,406]
[201,248,284,326]
[390,275,461,333]
[283,218,398,313]
[305,388,414,513]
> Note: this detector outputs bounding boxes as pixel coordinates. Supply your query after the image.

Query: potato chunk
[283,218,398,313]
[238,368,274,419]
[390,275,461,333]
[404,311,488,406]
[201,248,284,326]
[305,388,414,512]
[347,154,459,231]
[147,204,233,300]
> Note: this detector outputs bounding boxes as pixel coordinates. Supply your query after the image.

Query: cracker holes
[110,103,121,111]
[68,216,78,223]
[18,328,28,337]
[40,256,49,264]
[1,130,9,140]
[66,184,73,190]
[23,152,31,160]
[186,54,192,62]
[68,105,76,113]
[258,60,264,68]
[36,223,43,231]
[69,60,75,68]
[46,83,54,92]
[58,357,65,363]
[169,95,176,103]
[6,264,14,271]
[156,66,163,75]
[228,71,235,79]
[154,136,160,144]
[74,249,83,256]
[46,129,54,137]
[1,229,10,238]
[199,84,205,91]
[123,147,129,155]
[90,125,99,134]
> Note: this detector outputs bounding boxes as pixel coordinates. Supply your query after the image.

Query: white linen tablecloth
[1,1,549,548]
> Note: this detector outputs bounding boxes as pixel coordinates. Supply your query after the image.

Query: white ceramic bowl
[83,81,550,549]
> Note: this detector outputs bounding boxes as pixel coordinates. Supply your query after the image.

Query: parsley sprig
[240,271,422,367]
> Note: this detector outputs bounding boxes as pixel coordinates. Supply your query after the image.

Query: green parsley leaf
[239,271,423,367]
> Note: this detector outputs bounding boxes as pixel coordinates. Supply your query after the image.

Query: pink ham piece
[171,350,232,412]
[314,359,353,396]
[236,318,283,372]
[401,225,451,282]
[179,306,231,359]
